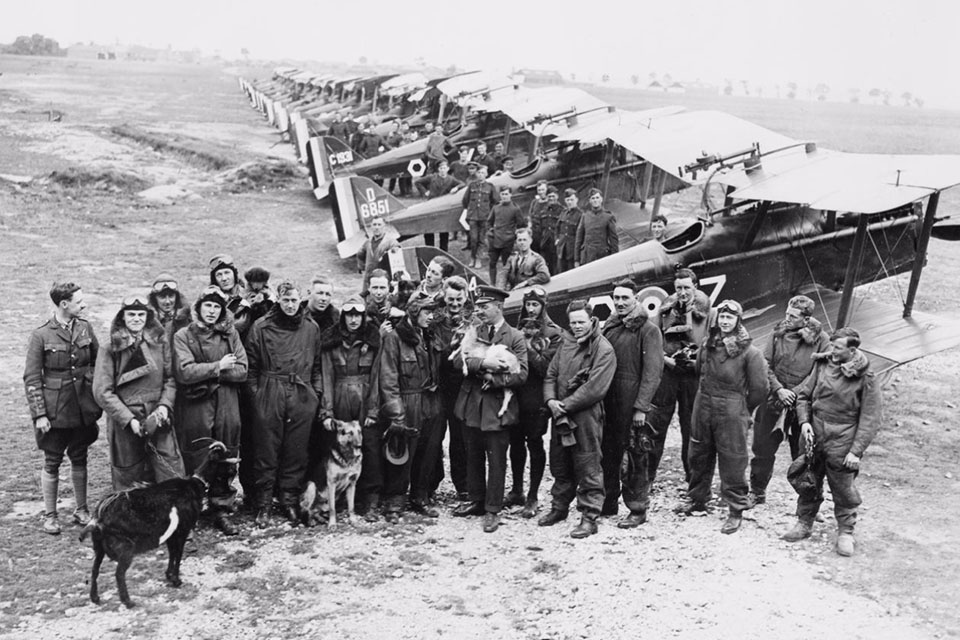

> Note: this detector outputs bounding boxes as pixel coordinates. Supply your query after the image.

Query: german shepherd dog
[300,419,363,527]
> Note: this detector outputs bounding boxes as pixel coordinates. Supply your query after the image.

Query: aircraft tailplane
[329,176,407,258]
[306,136,365,200]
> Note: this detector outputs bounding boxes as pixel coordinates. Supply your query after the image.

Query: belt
[262,371,306,385]
[44,367,89,379]
[337,375,368,383]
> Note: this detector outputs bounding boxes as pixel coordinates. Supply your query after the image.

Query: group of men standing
[26,252,881,556]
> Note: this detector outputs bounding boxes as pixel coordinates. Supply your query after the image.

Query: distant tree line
[1,33,66,57]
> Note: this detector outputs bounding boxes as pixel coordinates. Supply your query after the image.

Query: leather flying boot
[282,505,301,527]
[254,508,272,529]
[721,510,743,534]
[782,519,814,542]
[570,516,598,539]
[836,532,855,557]
[745,491,765,510]
[453,501,485,517]
[409,499,440,518]
[214,512,239,536]
[617,511,647,529]
[504,488,525,507]
[674,499,709,515]
[537,509,568,527]
[519,498,539,519]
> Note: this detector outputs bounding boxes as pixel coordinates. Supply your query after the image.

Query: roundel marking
[637,286,669,319]
[407,159,426,178]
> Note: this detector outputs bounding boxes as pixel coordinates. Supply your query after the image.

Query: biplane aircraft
[363,110,960,375]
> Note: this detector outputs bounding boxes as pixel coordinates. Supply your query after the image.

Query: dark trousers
[796,445,861,532]
[750,400,802,496]
[508,409,548,499]
[621,419,669,514]
[556,253,575,275]
[468,222,487,262]
[359,424,384,502]
[463,426,510,513]
[549,415,604,519]
[537,242,557,280]
[687,392,750,512]
[251,383,317,508]
[488,242,513,286]
[438,390,467,495]
[383,433,418,513]
[648,367,699,482]
[411,415,445,503]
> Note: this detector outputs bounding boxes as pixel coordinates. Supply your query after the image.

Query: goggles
[152,280,178,293]
[209,254,235,271]
[716,299,743,317]
[121,294,150,311]
[342,302,365,314]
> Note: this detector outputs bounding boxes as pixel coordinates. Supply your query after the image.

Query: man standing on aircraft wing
[555,188,583,274]
[600,279,664,524]
[529,181,550,251]
[574,188,618,266]
[460,163,499,270]
[504,228,550,291]
[424,121,455,173]
[449,146,473,184]
[536,187,563,274]
[647,268,711,483]
[748,295,831,508]
[413,160,464,198]
[487,186,527,286]
[782,327,882,557]
[357,215,400,294]
[473,141,499,176]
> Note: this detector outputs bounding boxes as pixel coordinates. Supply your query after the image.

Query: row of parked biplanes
[237,67,960,376]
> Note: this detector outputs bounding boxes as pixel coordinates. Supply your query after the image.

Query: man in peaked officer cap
[451,284,527,533]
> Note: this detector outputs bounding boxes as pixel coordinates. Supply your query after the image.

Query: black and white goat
[79,440,236,608]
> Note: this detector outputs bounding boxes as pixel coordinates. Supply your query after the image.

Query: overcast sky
[4,0,960,106]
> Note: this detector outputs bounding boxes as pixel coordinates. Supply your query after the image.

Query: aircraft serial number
[360,199,390,218]
[329,151,354,166]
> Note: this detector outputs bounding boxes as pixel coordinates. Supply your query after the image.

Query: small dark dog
[79,441,235,607]
[300,419,363,527]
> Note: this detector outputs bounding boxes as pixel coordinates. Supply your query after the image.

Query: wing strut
[903,191,940,318]
[599,139,616,199]
[836,214,870,329]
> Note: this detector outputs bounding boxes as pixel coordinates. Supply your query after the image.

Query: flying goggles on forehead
[121,294,150,311]
[716,300,743,316]
[152,281,178,293]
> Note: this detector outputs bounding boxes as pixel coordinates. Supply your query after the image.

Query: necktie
[487,324,495,342]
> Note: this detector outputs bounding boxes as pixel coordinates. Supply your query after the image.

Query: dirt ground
[0,55,958,640]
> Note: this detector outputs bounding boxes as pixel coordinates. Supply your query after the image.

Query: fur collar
[604,303,649,331]
[707,324,752,357]
[813,348,871,378]
[264,305,307,329]
[109,311,165,352]
[393,318,423,346]
[190,304,235,335]
[661,289,711,322]
[326,320,380,352]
